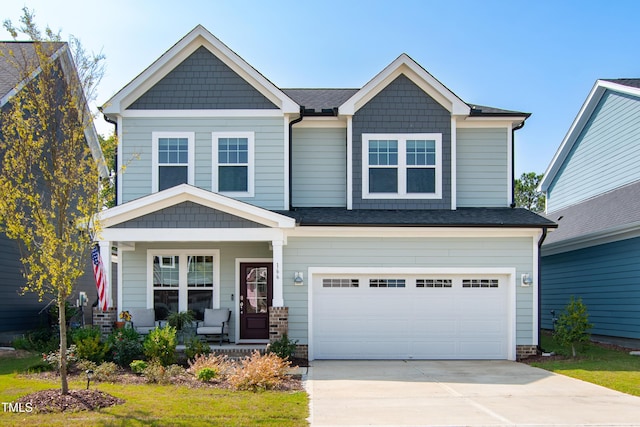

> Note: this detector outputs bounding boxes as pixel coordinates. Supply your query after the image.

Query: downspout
[537,226,548,352]
[288,106,305,211]
[510,120,526,208]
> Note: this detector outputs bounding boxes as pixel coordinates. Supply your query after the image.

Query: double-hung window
[362,133,442,199]
[152,132,195,192]
[212,132,255,197]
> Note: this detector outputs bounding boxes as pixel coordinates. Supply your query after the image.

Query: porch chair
[196,308,231,345]
[129,308,157,335]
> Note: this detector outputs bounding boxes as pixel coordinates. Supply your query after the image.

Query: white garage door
[312,273,511,360]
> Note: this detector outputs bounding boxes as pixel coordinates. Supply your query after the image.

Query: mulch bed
[14,389,124,413]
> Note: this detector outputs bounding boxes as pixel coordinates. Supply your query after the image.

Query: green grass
[0,353,309,426]
[530,333,640,397]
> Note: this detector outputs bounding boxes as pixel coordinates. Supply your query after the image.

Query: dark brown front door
[239,263,272,340]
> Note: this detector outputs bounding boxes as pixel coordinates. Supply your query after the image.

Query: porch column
[98,240,113,309]
[272,240,284,307]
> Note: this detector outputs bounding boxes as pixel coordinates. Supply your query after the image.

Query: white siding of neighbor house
[456,128,509,207]
[282,235,534,346]
[547,90,640,212]
[120,116,285,209]
[292,127,347,207]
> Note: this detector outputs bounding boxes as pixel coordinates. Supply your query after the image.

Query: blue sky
[2,0,639,176]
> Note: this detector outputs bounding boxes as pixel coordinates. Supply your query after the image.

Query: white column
[271,240,284,307]
[98,240,113,309]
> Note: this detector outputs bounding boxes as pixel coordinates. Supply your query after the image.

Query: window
[322,278,359,288]
[152,132,195,192]
[213,132,255,197]
[369,279,406,288]
[362,133,442,199]
[149,251,219,321]
[416,279,452,288]
[462,279,499,288]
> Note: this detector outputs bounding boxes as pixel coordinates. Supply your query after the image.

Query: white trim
[456,120,522,128]
[507,122,513,205]
[307,266,516,361]
[121,109,283,118]
[285,226,541,239]
[234,257,272,343]
[102,227,286,243]
[450,118,457,210]
[212,131,255,198]
[116,116,123,205]
[147,249,221,313]
[151,131,195,193]
[532,233,540,345]
[339,54,470,116]
[99,184,296,229]
[271,241,284,307]
[117,246,123,312]
[346,116,353,210]
[102,25,299,116]
[362,133,443,199]
[283,115,290,210]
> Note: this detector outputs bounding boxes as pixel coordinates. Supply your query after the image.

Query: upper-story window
[362,133,442,199]
[212,132,255,197]
[152,132,195,192]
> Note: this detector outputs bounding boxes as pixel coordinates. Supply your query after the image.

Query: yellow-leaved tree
[0,9,106,394]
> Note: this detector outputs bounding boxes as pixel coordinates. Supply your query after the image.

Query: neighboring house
[100,25,554,360]
[0,41,108,341]
[540,79,640,341]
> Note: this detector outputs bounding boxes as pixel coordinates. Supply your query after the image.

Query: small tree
[554,296,593,358]
[0,9,105,394]
[515,172,545,213]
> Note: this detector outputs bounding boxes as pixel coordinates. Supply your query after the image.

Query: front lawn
[0,352,309,426]
[528,333,640,397]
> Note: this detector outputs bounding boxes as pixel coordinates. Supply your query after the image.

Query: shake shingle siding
[352,74,452,209]
[128,47,278,110]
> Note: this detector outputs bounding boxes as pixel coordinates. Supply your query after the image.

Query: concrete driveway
[305,360,640,426]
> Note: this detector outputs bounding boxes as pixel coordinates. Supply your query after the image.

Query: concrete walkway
[305,360,640,426]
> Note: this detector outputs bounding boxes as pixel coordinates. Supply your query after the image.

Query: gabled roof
[282,88,358,113]
[540,79,640,192]
[542,180,640,254]
[100,184,296,229]
[101,25,299,116]
[339,54,471,116]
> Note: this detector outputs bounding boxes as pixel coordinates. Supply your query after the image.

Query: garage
[310,269,514,360]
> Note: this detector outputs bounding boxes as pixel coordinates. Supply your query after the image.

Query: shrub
[93,361,119,382]
[187,353,230,379]
[130,359,148,374]
[267,333,298,359]
[42,345,78,370]
[227,351,291,391]
[143,325,177,366]
[185,336,211,361]
[107,327,144,367]
[554,296,593,358]
[72,327,108,363]
[12,327,59,353]
[196,367,218,382]
[143,361,185,384]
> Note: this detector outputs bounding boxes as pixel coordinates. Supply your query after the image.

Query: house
[0,41,108,342]
[539,79,640,343]
[99,25,555,360]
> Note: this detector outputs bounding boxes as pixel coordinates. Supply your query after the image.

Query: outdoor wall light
[294,272,304,286]
[521,273,533,287]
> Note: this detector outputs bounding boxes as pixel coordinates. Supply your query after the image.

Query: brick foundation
[93,307,117,338]
[268,306,288,343]
[516,345,538,359]
[294,344,308,360]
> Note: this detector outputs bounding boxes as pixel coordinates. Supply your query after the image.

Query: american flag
[91,244,108,311]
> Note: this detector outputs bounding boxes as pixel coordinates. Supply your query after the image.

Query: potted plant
[167,310,195,343]
[115,310,131,329]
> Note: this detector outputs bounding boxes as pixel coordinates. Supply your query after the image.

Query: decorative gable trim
[339,54,470,116]
[100,184,296,229]
[540,80,640,193]
[101,25,299,116]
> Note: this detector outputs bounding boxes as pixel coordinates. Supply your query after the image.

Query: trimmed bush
[143,325,177,366]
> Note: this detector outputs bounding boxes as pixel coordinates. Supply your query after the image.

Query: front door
[239,263,272,340]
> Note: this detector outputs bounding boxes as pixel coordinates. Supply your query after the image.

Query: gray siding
[282,236,534,345]
[128,47,277,110]
[292,127,346,207]
[352,74,452,209]
[541,237,640,339]
[548,90,640,212]
[113,201,266,228]
[120,116,285,209]
[457,128,509,207]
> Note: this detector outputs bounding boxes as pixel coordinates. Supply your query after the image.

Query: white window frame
[147,249,221,312]
[362,133,442,199]
[212,131,255,197]
[151,131,195,193]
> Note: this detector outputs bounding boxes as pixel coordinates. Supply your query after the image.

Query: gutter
[510,120,526,208]
[537,226,549,353]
